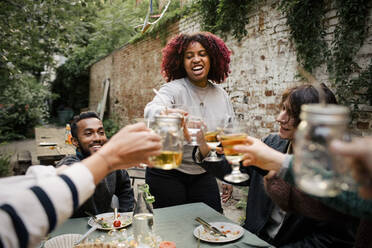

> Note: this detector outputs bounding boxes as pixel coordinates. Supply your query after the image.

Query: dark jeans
[145,168,223,213]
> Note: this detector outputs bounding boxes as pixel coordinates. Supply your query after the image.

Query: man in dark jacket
[56,111,134,217]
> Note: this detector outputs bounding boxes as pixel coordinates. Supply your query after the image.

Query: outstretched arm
[234,136,286,172]
[0,122,162,248]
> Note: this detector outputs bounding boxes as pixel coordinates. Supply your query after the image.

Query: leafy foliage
[329,0,371,106]
[279,0,371,113]
[0,152,12,178]
[0,0,101,140]
[103,117,121,139]
[0,0,99,77]
[52,0,186,114]
[197,0,258,41]
[0,75,54,141]
[278,0,328,73]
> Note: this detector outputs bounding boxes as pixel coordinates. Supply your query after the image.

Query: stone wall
[90,1,372,137]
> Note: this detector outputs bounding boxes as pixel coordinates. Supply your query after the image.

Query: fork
[74,226,97,246]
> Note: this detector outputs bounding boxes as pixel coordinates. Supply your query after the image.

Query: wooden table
[35,127,75,165]
[49,203,271,248]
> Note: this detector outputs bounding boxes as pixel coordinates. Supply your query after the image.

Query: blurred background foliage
[0,0,187,140]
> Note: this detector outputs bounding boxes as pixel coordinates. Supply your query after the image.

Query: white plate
[88,212,132,230]
[193,222,244,243]
[44,234,82,248]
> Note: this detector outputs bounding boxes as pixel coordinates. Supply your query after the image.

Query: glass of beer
[203,118,225,162]
[220,120,250,183]
[150,115,183,170]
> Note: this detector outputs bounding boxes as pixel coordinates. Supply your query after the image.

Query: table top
[50,202,270,248]
[35,127,75,164]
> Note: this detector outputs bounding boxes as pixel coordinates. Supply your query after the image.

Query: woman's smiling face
[276,99,296,140]
[183,41,210,87]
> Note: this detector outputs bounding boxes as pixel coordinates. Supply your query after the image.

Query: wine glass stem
[210,148,217,157]
[231,162,240,170]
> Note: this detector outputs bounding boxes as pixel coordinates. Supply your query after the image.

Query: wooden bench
[13,150,32,175]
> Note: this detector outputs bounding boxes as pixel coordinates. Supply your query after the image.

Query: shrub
[103,117,121,139]
[0,74,54,141]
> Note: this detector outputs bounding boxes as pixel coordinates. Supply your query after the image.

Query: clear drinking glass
[185,115,203,146]
[203,119,225,162]
[175,105,203,146]
[220,120,250,183]
[293,104,357,197]
[150,115,184,170]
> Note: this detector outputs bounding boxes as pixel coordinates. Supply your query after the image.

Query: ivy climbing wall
[90,1,372,137]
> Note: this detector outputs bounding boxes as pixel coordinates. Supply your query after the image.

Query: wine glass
[182,106,203,146]
[203,119,225,162]
[220,120,250,183]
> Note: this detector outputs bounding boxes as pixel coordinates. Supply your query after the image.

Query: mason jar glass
[293,104,354,197]
[150,115,183,170]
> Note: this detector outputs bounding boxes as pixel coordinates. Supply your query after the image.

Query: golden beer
[220,133,247,164]
[152,151,183,170]
[204,131,220,142]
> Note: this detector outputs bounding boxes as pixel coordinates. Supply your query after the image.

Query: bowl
[44,234,82,248]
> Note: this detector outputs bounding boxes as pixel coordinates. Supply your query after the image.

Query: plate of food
[88,212,132,230]
[193,222,244,243]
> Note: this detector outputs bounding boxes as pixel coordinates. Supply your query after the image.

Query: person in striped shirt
[0,122,162,248]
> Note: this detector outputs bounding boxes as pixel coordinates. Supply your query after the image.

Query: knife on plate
[195,217,227,237]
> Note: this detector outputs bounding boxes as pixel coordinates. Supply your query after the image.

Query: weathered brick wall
[90,1,372,137]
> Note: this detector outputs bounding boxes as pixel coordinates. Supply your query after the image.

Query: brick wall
[90,1,372,137]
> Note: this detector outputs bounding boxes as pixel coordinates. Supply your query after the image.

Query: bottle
[65,124,72,144]
[133,183,154,246]
[293,104,355,197]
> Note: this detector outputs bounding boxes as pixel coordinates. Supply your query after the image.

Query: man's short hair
[71,111,101,138]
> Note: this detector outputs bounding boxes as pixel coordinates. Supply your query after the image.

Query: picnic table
[49,202,271,248]
[35,126,75,165]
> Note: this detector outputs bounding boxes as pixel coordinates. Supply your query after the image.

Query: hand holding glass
[150,115,183,170]
[220,121,250,183]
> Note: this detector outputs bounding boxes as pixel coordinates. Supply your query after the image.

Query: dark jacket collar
[76,150,88,160]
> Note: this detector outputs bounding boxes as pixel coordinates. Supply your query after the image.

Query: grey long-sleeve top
[144,77,234,174]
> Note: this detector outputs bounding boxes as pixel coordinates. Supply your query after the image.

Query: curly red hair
[161,32,231,84]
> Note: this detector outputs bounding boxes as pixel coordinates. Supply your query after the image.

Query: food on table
[113,219,121,228]
[159,241,176,248]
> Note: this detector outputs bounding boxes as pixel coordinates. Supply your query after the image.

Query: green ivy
[280,0,371,113]
[197,0,258,41]
[197,0,371,113]
[278,0,328,73]
[329,0,370,106]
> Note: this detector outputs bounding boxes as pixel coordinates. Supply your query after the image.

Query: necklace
[194,85,209,108]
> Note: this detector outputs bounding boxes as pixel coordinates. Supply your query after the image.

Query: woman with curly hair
[144,32,234,212]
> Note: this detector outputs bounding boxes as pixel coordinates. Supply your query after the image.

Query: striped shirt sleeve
[0,163,95,248]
